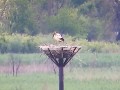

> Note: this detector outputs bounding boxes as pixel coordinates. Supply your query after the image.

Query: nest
[39,45,81,67]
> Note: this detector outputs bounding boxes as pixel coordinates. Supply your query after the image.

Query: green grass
[69,53,120,67]
[0,53,46,64]
[0,53,120,90]
[0,73,57,90]
[0,72,120,90]
[0,53,120,67]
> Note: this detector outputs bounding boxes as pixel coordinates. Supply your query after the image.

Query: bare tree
[9,54,21,76]
[114,0,120,41]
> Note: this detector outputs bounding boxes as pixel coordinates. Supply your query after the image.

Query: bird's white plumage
[53,32,64,42]
[55,33,62,38]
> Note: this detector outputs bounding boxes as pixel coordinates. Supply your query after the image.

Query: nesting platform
[40,45,81,90]
[40,45,81,67]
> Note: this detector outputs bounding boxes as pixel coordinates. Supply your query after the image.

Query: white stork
[53,32,64,42]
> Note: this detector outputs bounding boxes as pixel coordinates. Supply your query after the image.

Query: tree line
[0,0,120,41]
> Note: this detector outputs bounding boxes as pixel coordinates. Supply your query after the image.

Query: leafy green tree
[46,8,87,36]
[9,0,37,35]
[0,0,119,41]
[78,0,115,41]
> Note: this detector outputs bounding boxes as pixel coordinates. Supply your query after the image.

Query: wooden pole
[40,46,81,90]
[59,66,64,90]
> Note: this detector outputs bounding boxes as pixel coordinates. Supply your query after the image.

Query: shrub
[0,33,120,53]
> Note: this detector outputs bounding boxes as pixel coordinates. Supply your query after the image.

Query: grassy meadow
[0,71,120,90]
[0,53,120,90]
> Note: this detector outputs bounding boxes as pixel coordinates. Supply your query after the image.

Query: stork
[53,32,64,42]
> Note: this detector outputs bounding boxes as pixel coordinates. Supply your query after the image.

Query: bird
[53,32,64,42]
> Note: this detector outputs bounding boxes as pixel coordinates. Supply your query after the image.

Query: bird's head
[53,31,57,34]
[53,31,57,36]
